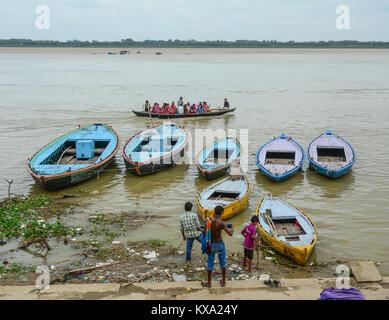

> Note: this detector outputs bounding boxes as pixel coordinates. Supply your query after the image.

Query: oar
[56,147,72,165]
[147,104,155,128]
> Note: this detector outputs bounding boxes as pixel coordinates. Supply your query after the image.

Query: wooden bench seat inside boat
[207,191,240,201]
[64,148,106,156]
[272,217,306,236]
[265,151,295,165]
[317,147,346,162]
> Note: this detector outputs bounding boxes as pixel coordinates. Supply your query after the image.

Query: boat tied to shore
[133,107,235,119]
[256,133,305,182]
[196,166,250,221]
[196,137,241,180]
[307,130,356,178]
[26,123,120,190]
[256,195,318,265]
[122,122,188,176]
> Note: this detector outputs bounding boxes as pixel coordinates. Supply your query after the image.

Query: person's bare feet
[219,279,226,287]
[201,281,211,288]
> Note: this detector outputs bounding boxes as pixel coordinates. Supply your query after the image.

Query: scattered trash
[287,287,294,291]
[112,241,121,245]
[19,276,29,283]
[143,251,158,260]
[177,251,184,255]
[172,273,187,282]
[258,274,271,281]
[0,240,7,246]
[265,257,273,261]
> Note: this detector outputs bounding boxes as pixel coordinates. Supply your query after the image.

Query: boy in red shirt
[241,216,259,272]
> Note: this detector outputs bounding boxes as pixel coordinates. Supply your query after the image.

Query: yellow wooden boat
[256,196,318,265]
[196,176,250,221]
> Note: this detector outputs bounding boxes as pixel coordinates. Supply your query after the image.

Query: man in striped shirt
[179,202,202,262]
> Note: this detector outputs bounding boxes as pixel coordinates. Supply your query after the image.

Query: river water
[0,48,388,275]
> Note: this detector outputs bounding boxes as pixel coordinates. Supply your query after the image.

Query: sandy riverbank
[1,47,389,55]
[1,277,388,300]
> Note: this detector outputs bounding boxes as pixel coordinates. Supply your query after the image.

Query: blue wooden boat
[27,123,120,190]
[122,123,188,176]
[307,130,356,178]
[256,134,305,182]
[195,137,241,180]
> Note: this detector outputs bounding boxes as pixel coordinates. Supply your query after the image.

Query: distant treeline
[1,38,389,48]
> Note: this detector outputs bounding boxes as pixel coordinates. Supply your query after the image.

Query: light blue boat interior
[124,123,187,163]
[197,138,240,170]
[258,197,316,246]
[29,124,118,176]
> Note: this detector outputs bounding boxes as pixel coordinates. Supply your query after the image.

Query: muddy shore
[0,193,383,288]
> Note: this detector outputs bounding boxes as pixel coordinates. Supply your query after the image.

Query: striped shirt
[179,211,201,239]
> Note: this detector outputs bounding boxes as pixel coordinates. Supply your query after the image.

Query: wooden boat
[196,137,241,180]
[27,123,120,190]
[132,108,235,119]
[122,122,188,176]
[196,175,250,221]
[307,130,356,178]
[256,196,318,265]
[256,133,305,182]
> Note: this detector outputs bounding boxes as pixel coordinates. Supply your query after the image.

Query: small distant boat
[196,175,250,221]
[122,123,188,176]
[196,137,241,180]
[27,123,120,190]
[107,52,117,55]
[307,130,356,178]
[256,133,305,182]
[256,196,318,265]
[133,108,235,119]
[156,52,163,55]
[120,50,129,55]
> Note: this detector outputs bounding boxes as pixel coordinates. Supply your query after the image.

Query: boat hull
[123,148,186,176]
[259,168,301,182]
[255,198,317,265]
[196,177,250,221]
[30,157,115,190]
[133,108,235,119]
[196,164,229,181]
[308,158,353,178]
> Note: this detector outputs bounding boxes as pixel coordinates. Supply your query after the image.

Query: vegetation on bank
[1,39,389,48]
[0,195,69,244]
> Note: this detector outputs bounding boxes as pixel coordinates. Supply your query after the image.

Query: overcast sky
[0,0,388,41]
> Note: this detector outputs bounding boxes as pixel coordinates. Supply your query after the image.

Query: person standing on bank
[202,206,234,288]
[179,202,202,263]
[223,98,230,109]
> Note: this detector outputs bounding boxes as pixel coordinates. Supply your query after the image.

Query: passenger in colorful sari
[189,104,198,113]
[170,102,176,114]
